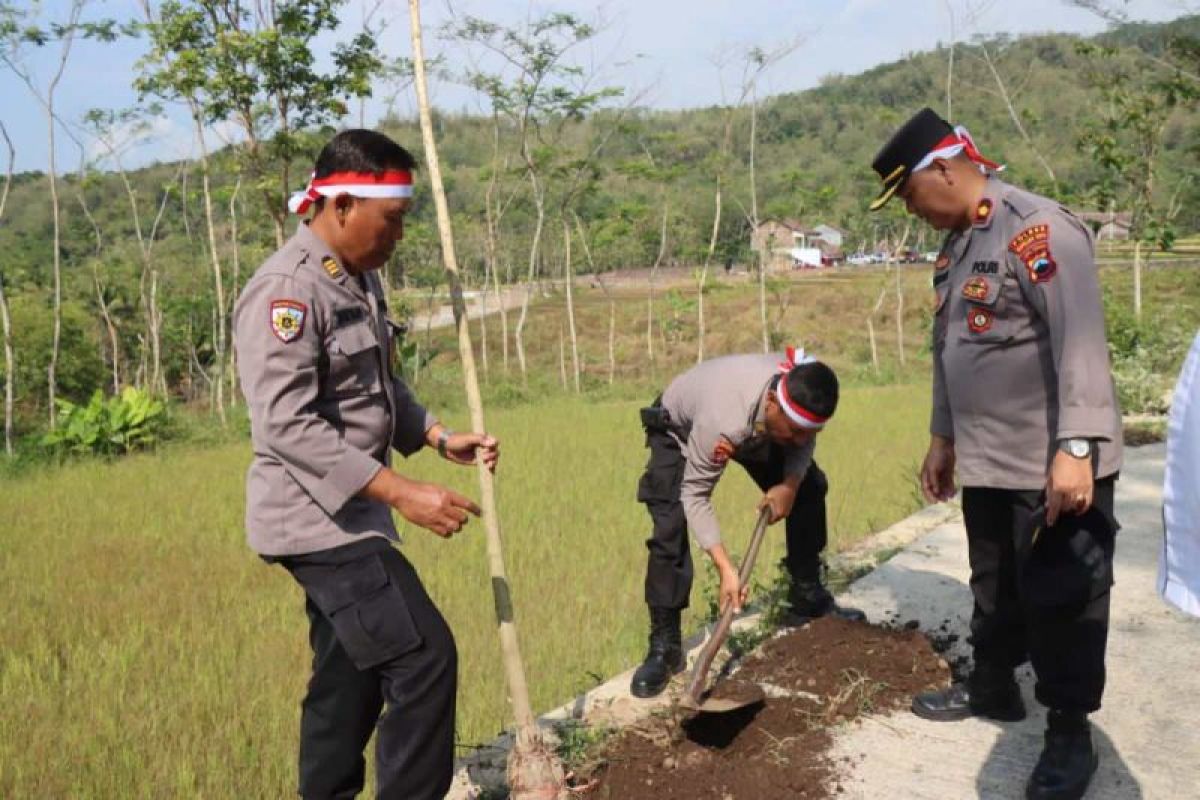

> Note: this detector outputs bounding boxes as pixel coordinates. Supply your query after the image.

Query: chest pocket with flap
[956,268,1011,344]
[327,321,383,397]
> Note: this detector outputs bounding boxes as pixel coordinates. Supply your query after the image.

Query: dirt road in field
[405,265,856,331]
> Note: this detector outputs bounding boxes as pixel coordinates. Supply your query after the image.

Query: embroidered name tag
[334,307,367,328]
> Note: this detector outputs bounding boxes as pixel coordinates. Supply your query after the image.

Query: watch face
[1069,440,1091,458]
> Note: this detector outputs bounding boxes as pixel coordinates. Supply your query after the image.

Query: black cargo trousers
[963,476,1118,713]
[269,537,457,800]
[637,424,829,610]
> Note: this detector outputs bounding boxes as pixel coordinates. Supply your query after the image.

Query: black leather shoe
[1025,729,1098,800]
[630,607,684,698]
[911,680,1027,722]
[780,583,867,626]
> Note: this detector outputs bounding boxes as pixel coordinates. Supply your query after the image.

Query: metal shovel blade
[679,683,766,715]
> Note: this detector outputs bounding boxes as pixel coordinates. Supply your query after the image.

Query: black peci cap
[869,107,955,212]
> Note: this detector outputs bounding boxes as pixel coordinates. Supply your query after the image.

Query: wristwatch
[436,429,454,459]
[1058,438,1093,459]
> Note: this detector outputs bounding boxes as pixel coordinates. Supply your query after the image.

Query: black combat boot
[629,607,685,699]
[779,579,867,627]
[911,662,1027,722]
[1025,711,1098,800]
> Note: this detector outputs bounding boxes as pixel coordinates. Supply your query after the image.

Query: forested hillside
[1,11,1197,439]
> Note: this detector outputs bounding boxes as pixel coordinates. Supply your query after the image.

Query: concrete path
[449,443,1199,798]
[830,443,1200,799]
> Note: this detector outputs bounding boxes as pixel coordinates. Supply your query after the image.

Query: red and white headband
[912,125,1004,175]
[776,346,829,431]
[288,170,414,215]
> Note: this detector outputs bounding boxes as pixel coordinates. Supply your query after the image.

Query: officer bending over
[631,349,865,699]
[234,129,499,800]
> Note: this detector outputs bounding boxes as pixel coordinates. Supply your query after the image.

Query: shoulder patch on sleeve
[1008,224,1057,284]
[270,299,308,342]
[711,435,736,465]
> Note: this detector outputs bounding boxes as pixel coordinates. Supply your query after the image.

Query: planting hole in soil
[578,616,952,799]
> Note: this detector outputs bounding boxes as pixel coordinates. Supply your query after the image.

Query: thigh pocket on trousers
[637,461,682,505]
[309,554,423,670]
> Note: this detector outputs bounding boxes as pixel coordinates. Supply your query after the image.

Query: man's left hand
[759,482,798,524]
[1045,449,1093,525]
[442,432,500,472]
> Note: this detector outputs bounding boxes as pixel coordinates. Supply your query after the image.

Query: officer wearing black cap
[870,107,1123,800]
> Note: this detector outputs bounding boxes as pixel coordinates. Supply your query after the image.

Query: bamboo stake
[406,3,568,797]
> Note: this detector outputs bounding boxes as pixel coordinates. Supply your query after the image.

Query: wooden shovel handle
[684,506,772,704]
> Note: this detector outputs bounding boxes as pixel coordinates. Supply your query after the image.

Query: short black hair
[781,361,839,420]
[313,129,418,179]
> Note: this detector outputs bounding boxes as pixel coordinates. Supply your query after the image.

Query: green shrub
[41,387,168,457]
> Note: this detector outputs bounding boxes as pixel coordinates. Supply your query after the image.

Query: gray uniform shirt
[931,177,1122,489]
[233,223,438,556]
[661,353,815,550]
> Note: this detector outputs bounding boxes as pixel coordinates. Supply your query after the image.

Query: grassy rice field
[0,384,929,797]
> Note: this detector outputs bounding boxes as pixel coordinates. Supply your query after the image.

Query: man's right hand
[708,543,748,614]
[362,468,481,538]
[920,434,957,504]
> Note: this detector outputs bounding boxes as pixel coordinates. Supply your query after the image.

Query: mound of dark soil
[581,616,950,799]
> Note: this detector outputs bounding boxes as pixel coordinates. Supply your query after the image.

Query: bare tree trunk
[44,34,79,426]
[0,118,14,453]
[749,85,769,353]
[406,5,568,792]
[979,41,1057,187]
[648,202,669,364]
[478,269,489,381]
[93,265,121,393]
[944,0,956,120]
[699,186,721,363]
[1133,238,1143,320]
[179,166,194,242]
[515,184,545,384]
[192,109,227,424]
[558,323,568,390]
[0,118,12,453]
[228,177,243,406]
[571,214,615,385]
[484,113,510,373]
[893,223,911,368]
[868,276,887,376]
[0,272,12,457]
[608,300,616,385]
[74,155,124,395]
[494,257,509,373]
[562,220,580,393]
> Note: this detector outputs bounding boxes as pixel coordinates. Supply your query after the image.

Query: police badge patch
[711,436,735,466]
[1009,223,1057,284]
[270,299,307,343]
[962,275,990,301]
[967,306,993,334]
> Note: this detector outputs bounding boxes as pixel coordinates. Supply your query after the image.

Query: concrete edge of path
[446,501,963,798]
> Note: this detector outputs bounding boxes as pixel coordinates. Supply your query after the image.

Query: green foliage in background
[41,386,167,456]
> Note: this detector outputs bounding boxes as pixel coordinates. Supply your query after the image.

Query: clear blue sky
[0,0,1192,174]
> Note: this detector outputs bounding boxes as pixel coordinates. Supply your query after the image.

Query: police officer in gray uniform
[631,349,865,698]
[234,129,499,800]
[870,108,1123,800]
